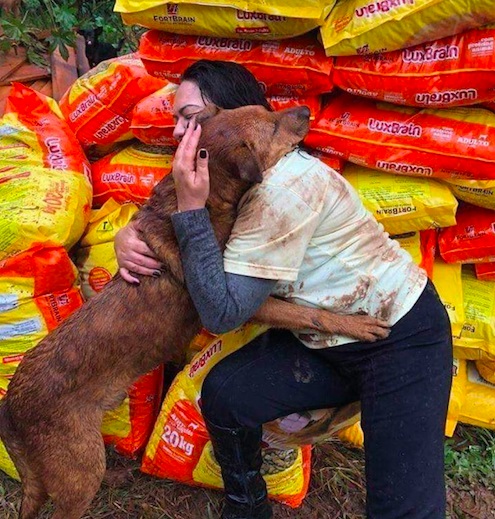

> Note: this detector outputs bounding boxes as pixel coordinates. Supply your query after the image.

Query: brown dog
[0,104,387,519]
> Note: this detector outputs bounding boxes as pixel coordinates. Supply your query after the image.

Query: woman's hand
[114,221,163,284]
[173,118,210,212]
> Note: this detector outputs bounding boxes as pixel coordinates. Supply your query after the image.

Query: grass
[0,424,494,518]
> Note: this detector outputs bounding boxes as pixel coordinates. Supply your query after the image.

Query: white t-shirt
[223,149,427,348]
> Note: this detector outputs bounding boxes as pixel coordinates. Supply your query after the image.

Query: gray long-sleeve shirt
[171,208,276,334]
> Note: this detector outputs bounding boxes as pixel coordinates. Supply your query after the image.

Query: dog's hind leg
[41,426,106,519]
[0,404,48,518]
[19,477,48,519]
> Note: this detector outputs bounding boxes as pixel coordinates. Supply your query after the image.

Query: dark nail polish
[199,149,207,159]
[152,270,162,278]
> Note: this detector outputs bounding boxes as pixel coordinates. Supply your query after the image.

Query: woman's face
[172,80,207,141]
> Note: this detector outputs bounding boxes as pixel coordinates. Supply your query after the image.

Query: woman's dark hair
[181,60,272,111]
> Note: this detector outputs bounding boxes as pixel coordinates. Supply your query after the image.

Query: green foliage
[0,0,141,66]
[445,425,495,489]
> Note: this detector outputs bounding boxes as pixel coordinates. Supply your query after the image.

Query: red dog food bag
[305,93,495,180]
[439,203,495,264]
[268,95,321,121]
[102,365,164,458]
[333,26,495,108]
[475,263,495,282]
[305,149,345,172]
[130,82,178,146]
[91,142,175,207]
[60,54,166,148]
[138,30,333,97]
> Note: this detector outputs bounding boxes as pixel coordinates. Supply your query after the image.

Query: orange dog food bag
[102,365,164,458]
[438,204,495,264]
[475,263,495,282]
[142,370,312,508]
[60,54,166,148]
[4,83,91,179]
[91,142,174,207]
[116,0,332,40]
[305,93,495,181]
[320,0,495,56]
[142,324,312,508]
[0,85,92,257]
[130,82,178,146]
[138,30,333,97]
[333,27,495,108]
[0,246,84,377]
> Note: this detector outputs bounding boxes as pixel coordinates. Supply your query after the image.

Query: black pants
[201,281,453,518]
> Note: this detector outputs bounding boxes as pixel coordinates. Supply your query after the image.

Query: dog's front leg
[253,297,391,342]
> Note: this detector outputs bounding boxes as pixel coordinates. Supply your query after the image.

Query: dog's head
[197,104,310,184]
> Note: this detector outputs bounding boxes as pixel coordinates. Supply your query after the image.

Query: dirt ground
[0,437,494,519]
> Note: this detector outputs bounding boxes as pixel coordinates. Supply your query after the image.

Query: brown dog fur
[0,104,388,519]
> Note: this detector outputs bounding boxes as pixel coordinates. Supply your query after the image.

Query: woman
[115,60,453,519]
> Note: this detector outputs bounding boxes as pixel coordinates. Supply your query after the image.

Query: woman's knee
[201,363,243,426]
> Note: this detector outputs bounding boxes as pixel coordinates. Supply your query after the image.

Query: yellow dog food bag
[142,324,313,508]
[116,0,333,39]
[443,179,495,211]
[432,258,464,339]
[0,377,19,479]
[459,361,495,430]
[75,199,139,300]
[453,266,495,361]
[343,164,457,234]
[0,85,92,259]
[320,0,495,56]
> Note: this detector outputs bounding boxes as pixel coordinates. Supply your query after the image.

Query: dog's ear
[197,104,221,124]
[236,147,264,183]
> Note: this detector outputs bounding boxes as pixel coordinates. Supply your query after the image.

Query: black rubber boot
[205,419,273,519]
